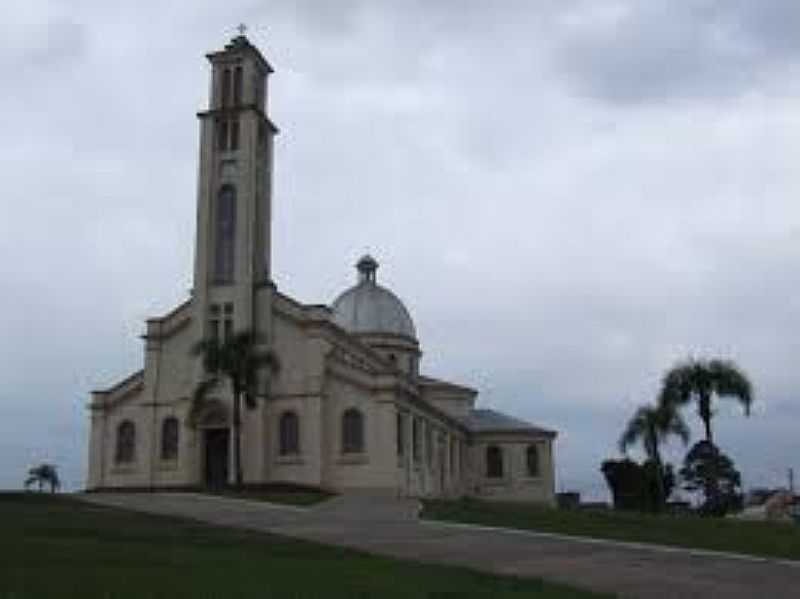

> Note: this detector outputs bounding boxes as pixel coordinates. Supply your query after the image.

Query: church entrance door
[204,428,230,488]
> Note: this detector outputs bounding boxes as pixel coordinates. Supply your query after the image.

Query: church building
[87,35,558,502]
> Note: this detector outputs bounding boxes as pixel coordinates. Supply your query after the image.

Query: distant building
[86,34,558,501]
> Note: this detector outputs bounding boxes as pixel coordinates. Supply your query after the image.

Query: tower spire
[192,35,278,340]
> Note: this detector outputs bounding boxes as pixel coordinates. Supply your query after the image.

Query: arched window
[230,119,240,151]
[342,408,364,453]
[221,68,232,106]
[115,420,136,464]
[214,185,236,284]
[412,417,420,462]
[526,444,540,477]
[161,417,179,461]
[396,412,405,457]
[217,119,228,151]
[426,424,434,467]
[233,66,243,105]
[486,445,503,479]
[279,411,300,456]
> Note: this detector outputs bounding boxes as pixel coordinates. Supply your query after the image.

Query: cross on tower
[237,23,247,36]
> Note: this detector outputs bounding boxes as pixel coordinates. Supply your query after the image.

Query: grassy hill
[423,498,800,561]
[1,493,609,598]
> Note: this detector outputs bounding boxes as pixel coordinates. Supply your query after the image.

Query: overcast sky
[2,1,799,497]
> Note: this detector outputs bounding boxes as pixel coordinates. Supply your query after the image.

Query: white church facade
[87,35,557,503]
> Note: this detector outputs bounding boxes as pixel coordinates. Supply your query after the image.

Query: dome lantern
[356,254,379,284]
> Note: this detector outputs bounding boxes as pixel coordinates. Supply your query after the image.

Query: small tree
[680,441,742,516]
[190,331,279,488]
[25,464,60,493]
[602,459,644,511]
[601,459,672,512]
[619,403,689,509]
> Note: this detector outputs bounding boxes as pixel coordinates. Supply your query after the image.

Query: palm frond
[189,329,281,417]
[192,338,222,374]
[618,406,649,454]
[252,347,280,373]
[709,359,753,415]
[188,377,219,427]
[664,409,690,445]
[658,363,695,407]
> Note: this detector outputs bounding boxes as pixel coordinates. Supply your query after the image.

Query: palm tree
[619,403,689,507]
[25,463,60,493]
[658,358,753,445]
[190,330,279,488]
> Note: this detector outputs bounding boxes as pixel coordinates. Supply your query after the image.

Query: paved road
[79,493,800,598]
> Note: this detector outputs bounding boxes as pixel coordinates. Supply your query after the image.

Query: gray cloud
[0,18,88,72]
[553,1,800,104]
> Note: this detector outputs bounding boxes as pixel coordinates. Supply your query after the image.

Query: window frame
[426,424,434,467]
[278,411,300,456]
[230,119,240,151]
[486,445,503,479]
[341,408,365,454]
[396,411,405,457]
[526,444,541,478]
[412,417,420,463]
[214,185,237,284]
[115,420,136,464]
[160,417,179,461]
[233,66,243,105]
[221,68,232,107]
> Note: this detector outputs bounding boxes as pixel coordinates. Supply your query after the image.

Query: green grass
[422,498,800,561]
[0,493,610,598]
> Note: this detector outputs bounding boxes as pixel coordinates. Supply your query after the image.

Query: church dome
[331,255,417,339]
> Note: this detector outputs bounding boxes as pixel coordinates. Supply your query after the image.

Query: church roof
[331,256,417,339]
[418,375,477,396]
[462,409,557,437]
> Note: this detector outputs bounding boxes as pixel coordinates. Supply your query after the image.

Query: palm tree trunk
[233,389,243,488]
[646,427,665,512]
[703,418,713,444]
[653,449,665,511]
[699,393,714,444]
[698,393,719,509]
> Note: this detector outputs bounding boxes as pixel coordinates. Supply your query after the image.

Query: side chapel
[87,34,558,502]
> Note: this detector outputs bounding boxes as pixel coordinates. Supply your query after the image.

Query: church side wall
[88,313,205,491]
[151,322,195,412]
[467,436,555,504]
[150,320,201,487]
[322,376,397,493]
[87,409,104,489]
[91,389,155,489]
[419,383,476,421]
[395,402,468,499]
[262,396,323,487]
[255,305,327,487]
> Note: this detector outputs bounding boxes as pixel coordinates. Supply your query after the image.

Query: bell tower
[192,32,278,340]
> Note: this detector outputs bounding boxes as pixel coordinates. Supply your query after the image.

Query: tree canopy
[658,358,752,444]
[680,440,742,516]
[25,463,60,493]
